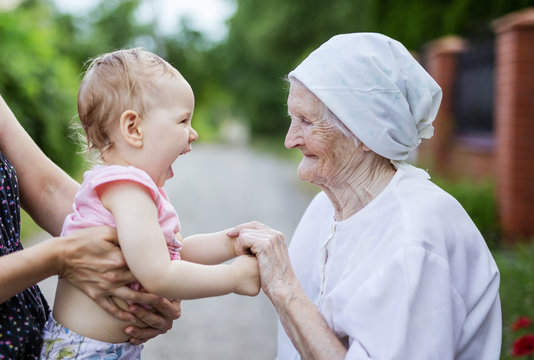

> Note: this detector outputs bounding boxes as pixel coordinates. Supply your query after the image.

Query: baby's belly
[52,278,147,343]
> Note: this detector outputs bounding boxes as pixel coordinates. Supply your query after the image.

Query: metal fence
[453,40,495,135]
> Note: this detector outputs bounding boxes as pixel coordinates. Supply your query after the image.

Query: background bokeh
[1,0,530,172]
[2,0,532,358]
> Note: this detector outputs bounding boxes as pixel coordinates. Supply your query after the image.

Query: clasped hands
[227,221,292,299]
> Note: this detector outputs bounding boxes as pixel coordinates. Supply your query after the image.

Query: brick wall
[419,36,496,181]
[493,8,534,241]
[420,8,534,241]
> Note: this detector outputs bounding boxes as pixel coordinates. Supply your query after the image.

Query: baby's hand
[230,255,260,296]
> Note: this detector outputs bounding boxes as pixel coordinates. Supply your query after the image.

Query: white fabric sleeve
[337,245,466,360]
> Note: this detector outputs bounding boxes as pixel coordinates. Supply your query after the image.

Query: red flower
[513,334,534,356]
[514,317,533,332]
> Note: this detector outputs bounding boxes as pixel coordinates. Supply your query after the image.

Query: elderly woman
[231,33,501,359]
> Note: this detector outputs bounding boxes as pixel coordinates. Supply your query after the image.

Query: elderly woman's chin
[296,156,323,185]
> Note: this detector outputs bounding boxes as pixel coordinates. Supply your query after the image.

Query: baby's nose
[190,127,199,142]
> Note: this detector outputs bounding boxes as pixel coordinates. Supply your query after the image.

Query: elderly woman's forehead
[288,80,324,111]
[289,78,311,94]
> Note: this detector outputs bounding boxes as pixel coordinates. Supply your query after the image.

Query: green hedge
[432,177,500,250]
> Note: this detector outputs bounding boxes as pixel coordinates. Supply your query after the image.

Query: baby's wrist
[232,238,239,257]
[228,261,241,293]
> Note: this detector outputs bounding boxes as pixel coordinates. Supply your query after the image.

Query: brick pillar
[423,37,466,175]
[493,7,534,241]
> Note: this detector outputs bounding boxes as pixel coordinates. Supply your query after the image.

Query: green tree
[161,22,227,140]
[57,0,157,69]
[217,0,531,139]
[0,0,81,172]
[0,0,161,173]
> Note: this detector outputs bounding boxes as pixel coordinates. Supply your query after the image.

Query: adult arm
[0,236,62,303]
[101,181,260,300]
[229,222,347,360]
[0,226,132,305]
[0,95,78,235]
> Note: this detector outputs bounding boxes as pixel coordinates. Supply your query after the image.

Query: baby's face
[141,74,198,187]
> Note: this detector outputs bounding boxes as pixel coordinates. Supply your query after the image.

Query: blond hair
[77,48,180,153]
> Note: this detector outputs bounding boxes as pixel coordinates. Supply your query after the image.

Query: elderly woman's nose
[284,123,301,149]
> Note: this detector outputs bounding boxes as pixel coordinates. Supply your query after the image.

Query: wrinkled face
[285,80,359,187]
[142,74,198,187]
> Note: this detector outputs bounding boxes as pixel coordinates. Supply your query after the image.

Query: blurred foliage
[1,0,531,172]
[19,208,39,243]
[3,3,533,353]
[494,242,534,359]
[54,0,155,68]
[160,23,231,142]
[0,0,229,176]
[0,0,159,173]
[0,0,81,172]
[432,177,501,249]
[219,0,531,139]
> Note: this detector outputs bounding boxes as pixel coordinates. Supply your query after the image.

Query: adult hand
[228,222,297,299]
[125,299,182,345]
[56,226,162,323]
[229,222,347,359]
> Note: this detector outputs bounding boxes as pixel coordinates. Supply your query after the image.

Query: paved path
[36,143,315,360]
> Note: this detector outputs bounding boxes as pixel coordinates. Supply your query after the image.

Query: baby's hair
[77,48,180,153]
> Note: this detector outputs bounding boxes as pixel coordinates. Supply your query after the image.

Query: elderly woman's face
[285,80,359,187]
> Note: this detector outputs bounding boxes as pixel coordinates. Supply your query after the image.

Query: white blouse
[277,167,501,359]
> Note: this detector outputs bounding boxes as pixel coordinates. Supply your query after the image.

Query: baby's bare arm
[180,231,237,265]
[102,182,255,300]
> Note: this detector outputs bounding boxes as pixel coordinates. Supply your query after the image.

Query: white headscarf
[288,33,442,176]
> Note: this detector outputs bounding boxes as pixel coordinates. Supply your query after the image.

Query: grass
[19,208,42,245]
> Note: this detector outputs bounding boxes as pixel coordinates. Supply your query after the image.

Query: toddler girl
[40,48,260,359]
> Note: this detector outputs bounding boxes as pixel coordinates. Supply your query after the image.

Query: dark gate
[453,40,495,135]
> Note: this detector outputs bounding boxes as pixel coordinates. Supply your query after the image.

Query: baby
[40,48,259,359]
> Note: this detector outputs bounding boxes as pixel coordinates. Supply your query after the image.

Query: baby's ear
[119,110,143,148]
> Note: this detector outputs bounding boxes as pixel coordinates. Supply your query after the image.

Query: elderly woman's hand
[228,222,297,299]
[230,222,346,359]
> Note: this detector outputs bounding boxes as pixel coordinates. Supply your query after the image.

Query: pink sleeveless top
[62,164,182,260]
